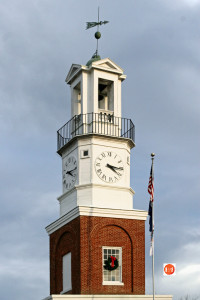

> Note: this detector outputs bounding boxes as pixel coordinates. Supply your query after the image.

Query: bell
[98,83,106,101]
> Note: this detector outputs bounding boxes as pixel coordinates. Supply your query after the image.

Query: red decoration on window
[110,256,116,268]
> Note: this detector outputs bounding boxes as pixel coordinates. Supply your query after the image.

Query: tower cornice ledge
[43,295,173,300]
[57,184,135,201]
[65,58,126,84]
[57,133,135,156]
[45,206,148,235]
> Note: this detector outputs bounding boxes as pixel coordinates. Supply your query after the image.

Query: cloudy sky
[1,0,200,299]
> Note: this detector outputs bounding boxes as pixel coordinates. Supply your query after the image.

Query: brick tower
[43,55,149,299]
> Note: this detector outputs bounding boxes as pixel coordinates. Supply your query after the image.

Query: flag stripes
[148,166,154,202]
[148,160,154,235]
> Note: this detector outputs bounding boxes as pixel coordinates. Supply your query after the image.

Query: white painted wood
[46,206,148,235]
[59,58,134,216]
[65,58,126,85]
[58,184,134,217]
[42,294,173,300]
[66,58,126,119]
[60,134,134,216]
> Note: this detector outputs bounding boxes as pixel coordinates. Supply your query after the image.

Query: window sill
[60,287,72,294]
[102,281,124,286]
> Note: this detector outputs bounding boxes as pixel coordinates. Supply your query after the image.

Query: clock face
[95,151,124,183]
[63,156,77,190]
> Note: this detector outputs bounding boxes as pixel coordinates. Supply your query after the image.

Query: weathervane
[86,7,109,57]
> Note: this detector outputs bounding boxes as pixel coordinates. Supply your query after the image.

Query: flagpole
[151,153,155,300]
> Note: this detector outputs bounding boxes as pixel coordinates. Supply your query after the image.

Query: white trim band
[46,206,148,235]
[42,295,173,300]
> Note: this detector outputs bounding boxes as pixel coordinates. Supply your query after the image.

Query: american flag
[148,164,154,235]
[148,166,154,202]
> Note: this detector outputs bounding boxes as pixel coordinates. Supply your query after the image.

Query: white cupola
[65,58,126,119]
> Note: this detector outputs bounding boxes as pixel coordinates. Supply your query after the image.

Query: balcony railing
[57,112,135,151]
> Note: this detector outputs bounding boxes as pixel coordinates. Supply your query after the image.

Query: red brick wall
[50,217,81,294]
[49,215,145,295]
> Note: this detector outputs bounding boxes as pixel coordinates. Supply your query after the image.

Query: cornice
[57,133,135,156]
[46,206,148,235]
[57,184,135,203]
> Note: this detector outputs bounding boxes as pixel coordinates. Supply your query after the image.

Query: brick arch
[98,223,134,245]
[54,225,78,254]
[50,222,80,295]
[54,231,74,293]
[89,220,137,248]
[88,221,134,294]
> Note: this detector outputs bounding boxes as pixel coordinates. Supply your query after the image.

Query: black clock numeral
[101,152,106,158]
[102,174,106,181]
[118,160,122,163]
[109,177,113,183]
[96,163,100,167]
[107,152,112,157]
[97,168,102,174]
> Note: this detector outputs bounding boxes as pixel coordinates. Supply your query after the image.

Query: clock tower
[41,13,174,299]
[43,54,149,298]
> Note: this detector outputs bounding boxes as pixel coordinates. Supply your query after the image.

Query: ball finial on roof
[95,31,101,39]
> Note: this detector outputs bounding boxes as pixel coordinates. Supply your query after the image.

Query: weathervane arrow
[86,20,109,30]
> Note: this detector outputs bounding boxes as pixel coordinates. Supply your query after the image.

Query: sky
[0,0,200,299]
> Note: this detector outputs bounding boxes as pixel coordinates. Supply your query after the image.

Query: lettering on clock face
[95,151,124,183]
[63,156,77,190]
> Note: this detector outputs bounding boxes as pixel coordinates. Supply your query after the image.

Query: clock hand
[106,163,118,174]
[66,168,77,177]
[65,171,75,177]
[65,167,77,176]
[112,166,124,171]
[106,164,123,171]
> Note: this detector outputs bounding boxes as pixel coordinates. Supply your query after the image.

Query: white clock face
[63,156,77,190]
[95,151,124,183]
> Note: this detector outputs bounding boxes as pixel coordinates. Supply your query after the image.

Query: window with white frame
[102,247,123,285]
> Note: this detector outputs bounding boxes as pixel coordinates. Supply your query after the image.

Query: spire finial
[86,7,109,57]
